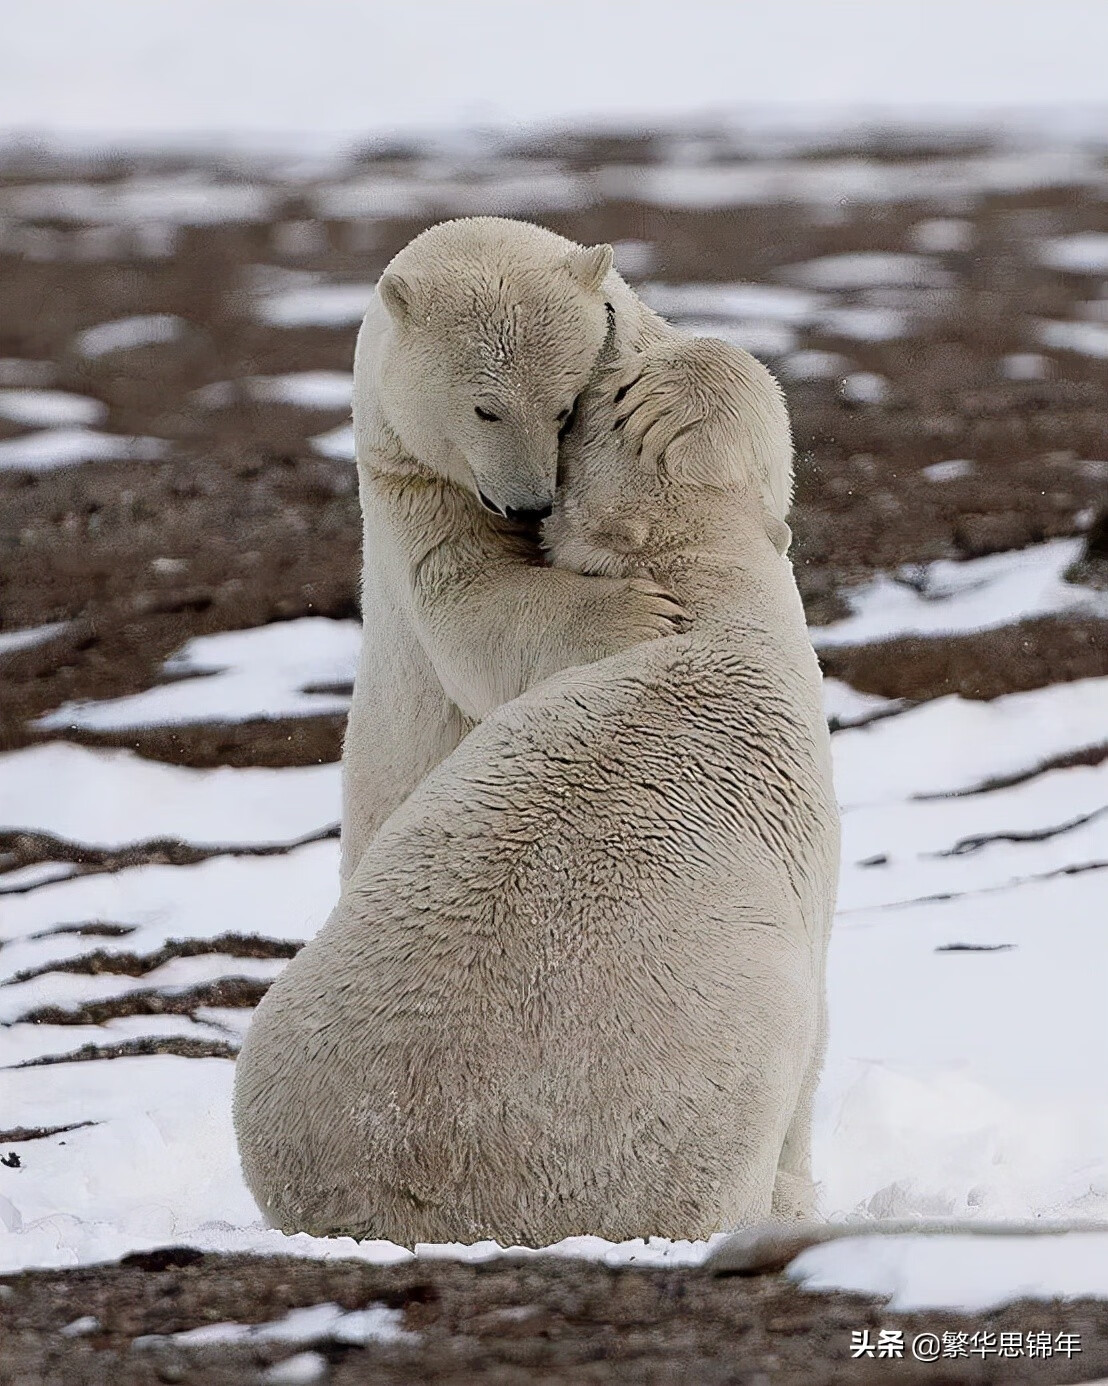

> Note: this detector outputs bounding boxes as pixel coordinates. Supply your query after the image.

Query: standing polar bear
[341,217,692,880]
[234,333,840,1246]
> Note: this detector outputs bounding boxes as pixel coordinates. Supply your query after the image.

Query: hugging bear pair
[233,217,840,1248]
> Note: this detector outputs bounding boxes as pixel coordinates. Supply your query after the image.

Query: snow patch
[264,1355,327,1385]
[0,843,337,975]
[921,458,975,481]
[257,282,375,329]
[136,1300,416,1350]
[1039,232,1108,275]
[832,677,1108,806]
[311,422,355,460]
[822,679,906,729]
[74,314,185,357]
[0,428,168,472]
[0,743,340,848]
[601,148,1108,211]
[787,1230,1108,1313]
[779,349,851,382]
[195,371,352,412]
[59,1315,100,1337]
[909,218,974,253]
[1000,352,1050,381]
[0,955,286,1026]
[838,760,1108,912]
[781,252,952,290]
[1038,319,1108,359]
[37,619,359,732]
[0,622,70,659]
[841,372,888,404]
[3,1014,251,1069]
[611,239,656,278]
[815,306,908,342]
[6,177,273,227]
[314,166,585,221]
[639,281,824,324]
[812,538,1108,647]
[676,318,796,357]
[0,388,106,428]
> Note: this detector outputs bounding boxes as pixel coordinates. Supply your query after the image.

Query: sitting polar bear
[234,334,840,1246]
[341,216,692,880]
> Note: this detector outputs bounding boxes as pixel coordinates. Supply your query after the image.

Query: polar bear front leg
[770,993,825,1221]
[411,560,687,722]
[339,636,471,881]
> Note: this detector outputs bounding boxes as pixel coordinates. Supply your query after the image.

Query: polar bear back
[235,608,838,1245]
[236,317,838,1247]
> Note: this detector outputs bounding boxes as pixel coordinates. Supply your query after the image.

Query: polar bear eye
[474,406,500,423]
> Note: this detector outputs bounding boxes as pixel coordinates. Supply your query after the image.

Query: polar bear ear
[564,243,614,293]
[378,271,417,325]
[660,433,741,490]
[764,515,792,556]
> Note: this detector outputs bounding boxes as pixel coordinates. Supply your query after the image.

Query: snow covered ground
[1,24,1107,1312]
[0,428,168,473]
[2,562,1105,1311]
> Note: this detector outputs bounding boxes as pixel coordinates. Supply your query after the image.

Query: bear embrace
[233,218,840,1246]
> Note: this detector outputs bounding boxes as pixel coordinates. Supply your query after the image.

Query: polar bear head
[545,336,794,575]
[373,217,615,521]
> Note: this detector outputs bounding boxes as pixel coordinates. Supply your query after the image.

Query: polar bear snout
[465,434,559,519]
[477,485,554,525]
[474,477,556,519]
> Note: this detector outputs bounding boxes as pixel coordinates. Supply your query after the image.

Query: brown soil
[59,713,349,769]
[933,742,1108,797]
[2,1252,1106,1386]
[15,1037,240,1068]
[0,824,338,884]
[7,934,299,985]
[14,976,272,1028]
[2,140,1106,773]
[2,131,1107,1383]
[0,1122,96,1144]
[820,615,1108,703]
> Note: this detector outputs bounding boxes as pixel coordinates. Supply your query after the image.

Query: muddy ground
[2,138,1106,771]
[3,1249,1108,1385]
[1,130,1107,1382]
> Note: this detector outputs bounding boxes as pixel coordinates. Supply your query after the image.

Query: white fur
[340,217,691,880]
[234,334,837,1246]
[340,216,795,882]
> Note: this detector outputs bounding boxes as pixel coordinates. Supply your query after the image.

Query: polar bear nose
[477,492,552,524]
[504,503,554,525]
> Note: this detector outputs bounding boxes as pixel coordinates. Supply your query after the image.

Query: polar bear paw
[609,348,711,470]
[583,575,689,657]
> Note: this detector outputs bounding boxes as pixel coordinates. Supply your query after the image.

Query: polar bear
[340,216,687,880]
[234,333,839,1246]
